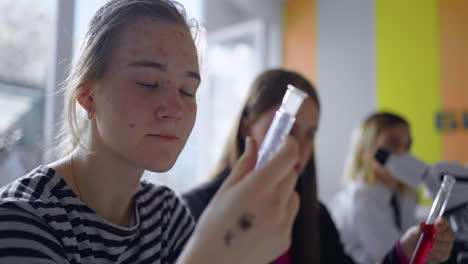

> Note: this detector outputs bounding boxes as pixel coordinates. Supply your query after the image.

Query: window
[0,0,54,88]
[0,0,55,187]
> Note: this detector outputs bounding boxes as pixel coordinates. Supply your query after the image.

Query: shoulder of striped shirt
[0,175,193,263]
[0,175,55,212]
[0,206,67,263]
[0,174,184,213]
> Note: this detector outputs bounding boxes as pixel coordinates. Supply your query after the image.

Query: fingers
[434,217,449,230]
[429,240,453,255]
[417,221,425,233]
[220,136,258,191]
[426,241,453,262]
[398,224,421,259]
[426,218,455,262]
[223,136,299,194]
[253,136,299,187]
[284,191,300,230]
[434,218,456,242]
[276,170,299,210]
[435,227,456,242]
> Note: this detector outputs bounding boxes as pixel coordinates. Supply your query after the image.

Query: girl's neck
[53,147,144,227]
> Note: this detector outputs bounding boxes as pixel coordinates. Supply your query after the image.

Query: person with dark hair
[184,69,323,263]
[331,112,454,263]
[183,70,455,264]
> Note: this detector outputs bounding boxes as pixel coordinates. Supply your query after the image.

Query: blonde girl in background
[331,112,454,264]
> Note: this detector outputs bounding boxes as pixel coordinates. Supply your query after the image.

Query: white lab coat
[329,180,418,264]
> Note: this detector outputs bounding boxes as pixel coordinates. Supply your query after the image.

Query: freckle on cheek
[130,123,136,128]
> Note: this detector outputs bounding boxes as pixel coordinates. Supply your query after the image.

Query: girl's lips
[146,134,179,141]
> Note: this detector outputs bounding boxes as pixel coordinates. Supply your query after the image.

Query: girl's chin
[143,162,176,173]
[139,158,178,173]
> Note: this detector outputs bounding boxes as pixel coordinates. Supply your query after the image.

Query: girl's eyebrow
[128,60,166,71]
[128,60,201,83]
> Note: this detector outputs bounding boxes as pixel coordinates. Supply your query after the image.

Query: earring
[87,106,93,120]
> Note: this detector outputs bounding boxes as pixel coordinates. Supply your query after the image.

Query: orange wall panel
[439,0,468,164]
[283,0,316,82]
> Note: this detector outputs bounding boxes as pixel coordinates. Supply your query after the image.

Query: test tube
[255,84,307,169]
[410,174,456,264]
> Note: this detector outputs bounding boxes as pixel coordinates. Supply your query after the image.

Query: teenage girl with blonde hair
[0,1,302,263]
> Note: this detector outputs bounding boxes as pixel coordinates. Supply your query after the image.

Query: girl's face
[374,124,412,156]
[246,98,319,174]
[89,18,200,172]
[371,123,412,187]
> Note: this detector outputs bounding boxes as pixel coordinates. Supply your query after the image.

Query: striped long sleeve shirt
[0,166,194,263]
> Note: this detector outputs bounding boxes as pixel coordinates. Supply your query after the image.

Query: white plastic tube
[426,174,456,224]
[255,85,308,169]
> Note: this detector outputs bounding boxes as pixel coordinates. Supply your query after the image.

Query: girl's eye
[179,89,195,97]
[136,81,159,90]
[386,143,400,153]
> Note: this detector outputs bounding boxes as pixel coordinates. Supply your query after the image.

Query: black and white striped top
[0,166,194,264]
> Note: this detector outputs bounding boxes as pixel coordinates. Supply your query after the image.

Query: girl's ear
[76,82,94,113]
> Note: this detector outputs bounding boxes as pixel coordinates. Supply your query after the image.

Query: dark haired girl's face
[91,18,200,172]
[247,98,319,174]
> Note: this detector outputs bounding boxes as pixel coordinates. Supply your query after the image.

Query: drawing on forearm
[224,230,234,246]
[239,213,254,231]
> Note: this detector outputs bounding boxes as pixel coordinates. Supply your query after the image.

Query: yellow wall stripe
[375,0,442,163]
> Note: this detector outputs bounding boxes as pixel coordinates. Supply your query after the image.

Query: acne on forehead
[126,19,190,37]
[117,19,199,70]
[125,23,190,46]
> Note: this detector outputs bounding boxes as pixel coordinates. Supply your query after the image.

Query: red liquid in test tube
[409,175,455,264]
[410,224,435,264]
